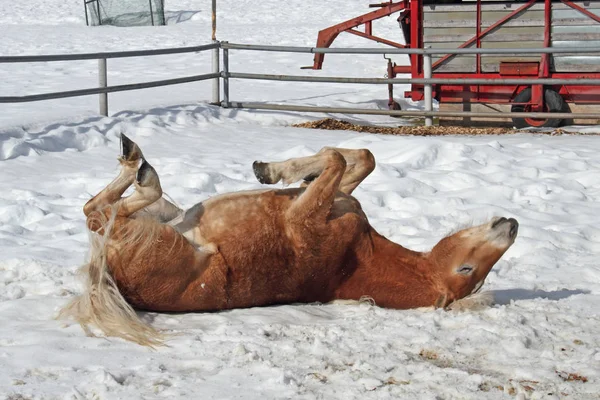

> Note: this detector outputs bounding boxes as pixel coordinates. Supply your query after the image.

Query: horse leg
[84,134,181,223]
[315,147,375,195]
[83,134,143,217]
[114,160,163,217]
[254,149,347,223]
[120,135,181,223]
[132,196,182,224]
[253,147,375,195]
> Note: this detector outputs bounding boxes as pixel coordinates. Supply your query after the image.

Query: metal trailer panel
[423,3,475,74]
[423,1,600,124]
[305,0,600,122]
[424,1,600,74]
[479,6,544,72]
[424,3,547,73]
[552,2,600,72]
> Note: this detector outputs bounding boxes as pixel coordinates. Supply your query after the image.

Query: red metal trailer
[309,0,600,127]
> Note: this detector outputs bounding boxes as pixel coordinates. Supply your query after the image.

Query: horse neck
[338,228,443,308]
[368,230,433,279]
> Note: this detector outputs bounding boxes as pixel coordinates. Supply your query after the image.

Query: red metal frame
[309,0,600,111]
[476,0,481,78]
[310,1,408,70]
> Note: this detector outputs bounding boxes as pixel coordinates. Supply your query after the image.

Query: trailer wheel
[511,88,567,129]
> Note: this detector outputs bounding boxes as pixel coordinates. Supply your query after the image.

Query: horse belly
[207,214,364,308]
[215,219,304,307]
[180,191,368,309]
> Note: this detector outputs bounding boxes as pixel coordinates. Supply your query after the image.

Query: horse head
[429,217,518,306]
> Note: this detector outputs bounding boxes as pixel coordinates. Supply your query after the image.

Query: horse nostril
[491,217,507,229]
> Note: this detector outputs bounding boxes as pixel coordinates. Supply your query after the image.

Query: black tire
[511,88,567,129]
[389,101,401,111]
[389,101,403,118]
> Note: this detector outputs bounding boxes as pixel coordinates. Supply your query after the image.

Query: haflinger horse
[59,134,518,346]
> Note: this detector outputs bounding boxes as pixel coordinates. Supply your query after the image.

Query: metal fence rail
[0,42,221,115]
[1,40,600,124]
[220,42,600,125]
[0,73,220,103]
[221,42,600,55]
[226,72,600,87]
[0,43,219,63]
[228,102,594,120]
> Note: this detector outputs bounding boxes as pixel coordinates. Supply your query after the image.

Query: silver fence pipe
[0,72,220,103]
[222,42,600,55]
[0,43,220,63]
[226,72,600,87]
[227,102,600,120]
[212,40,220,104]
[423,49,433,127]
[98,58,108,116]
[222,46,230,108]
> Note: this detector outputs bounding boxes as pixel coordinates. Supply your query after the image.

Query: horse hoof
[121,133,144,162]
[302,172,319,183]
[253,161,276,184]
[136,160,158,187]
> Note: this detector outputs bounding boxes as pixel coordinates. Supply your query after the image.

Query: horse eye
[457,265,474,275]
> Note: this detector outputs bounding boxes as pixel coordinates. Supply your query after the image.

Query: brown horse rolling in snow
[60,134,518,346]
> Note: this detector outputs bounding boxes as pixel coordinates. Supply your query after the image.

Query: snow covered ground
[0,0,412,129]
[1,1,600,399]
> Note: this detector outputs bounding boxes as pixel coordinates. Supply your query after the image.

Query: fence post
[222,45,229,107]
[84,0,89,26]
[211,0,220,105]
[212,43,220,104]
[148,0,155,26]
[423,48,433,127]
[98,58,108,116]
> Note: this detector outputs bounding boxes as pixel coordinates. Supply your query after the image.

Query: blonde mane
[58,205,167,347]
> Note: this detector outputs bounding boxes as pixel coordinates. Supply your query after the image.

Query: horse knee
[358,149,376,173]
[87,210,109,234]
[321,149,347,171]
[83,199,96,217]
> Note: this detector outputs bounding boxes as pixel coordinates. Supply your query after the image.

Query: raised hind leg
[254,148,348,224]
[318,147,375,195]
[253,147,375,195]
